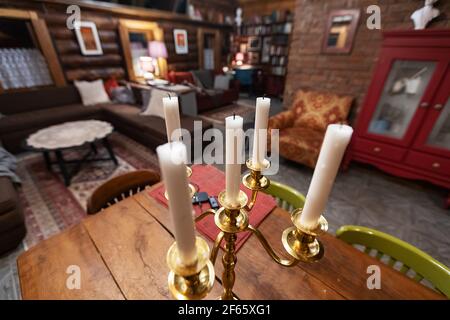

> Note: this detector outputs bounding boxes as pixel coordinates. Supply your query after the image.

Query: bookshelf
[231,10,293,98]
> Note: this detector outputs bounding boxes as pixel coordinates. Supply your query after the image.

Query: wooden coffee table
[25,120,118,186]
[16,183,444,300]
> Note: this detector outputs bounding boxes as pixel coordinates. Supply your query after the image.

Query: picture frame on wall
[173,29,189,54]
[322,9,360,54]
[74,21,103,56]
[247,36,261,51]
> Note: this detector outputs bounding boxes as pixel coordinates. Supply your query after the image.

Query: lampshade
[235,52,244,61]
[148,41,168,59]
[139,56,154,72]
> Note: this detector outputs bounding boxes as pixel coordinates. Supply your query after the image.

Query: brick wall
[285,0,450,120]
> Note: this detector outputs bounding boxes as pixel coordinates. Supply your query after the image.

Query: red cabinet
[345,30,450,208]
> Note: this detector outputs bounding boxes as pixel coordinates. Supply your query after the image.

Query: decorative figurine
[235,7,242,27]
[411,0,440,30]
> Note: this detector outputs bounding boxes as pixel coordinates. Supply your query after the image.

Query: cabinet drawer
[405,151,450,177]
[353,137,407,161]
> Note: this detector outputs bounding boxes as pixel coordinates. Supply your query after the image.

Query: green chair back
[336,225,450,298]
[263,180,305,212]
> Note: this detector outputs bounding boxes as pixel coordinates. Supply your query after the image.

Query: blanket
[0,147,20,183]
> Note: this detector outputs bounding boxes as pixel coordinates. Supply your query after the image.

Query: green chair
[263,180,305,212]
[336,225,450,298]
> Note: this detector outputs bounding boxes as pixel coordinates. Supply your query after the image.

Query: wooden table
[17,183,444,300]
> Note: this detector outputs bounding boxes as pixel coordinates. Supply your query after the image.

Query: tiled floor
[275,158,450,267]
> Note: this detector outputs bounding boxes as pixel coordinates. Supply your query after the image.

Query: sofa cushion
[0,104,102,135]
[292,90,353,131]
[102,104,205,139]
[0,177,18,214]
[279,127,325,168]
[141,88,167,119]
[74,79,111,106]
[0,86,81,115]
[168,71,195,85]
[214,74,231,90]
[191,70,214,89]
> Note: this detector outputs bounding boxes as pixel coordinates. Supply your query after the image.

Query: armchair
[268,89,353,168]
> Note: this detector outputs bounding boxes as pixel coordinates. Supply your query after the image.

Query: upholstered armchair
[268,89,353,168]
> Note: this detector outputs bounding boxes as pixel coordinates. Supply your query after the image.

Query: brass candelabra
[166,159,328,300]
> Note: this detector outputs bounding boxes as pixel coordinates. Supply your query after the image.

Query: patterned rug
[17,132,160,249]
[198,102,255,126]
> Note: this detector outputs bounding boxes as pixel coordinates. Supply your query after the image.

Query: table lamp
[149,41,168,78]
[139,56,155,81]
[235,52,244,66]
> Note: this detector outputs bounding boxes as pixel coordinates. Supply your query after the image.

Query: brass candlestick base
[282,208,328,262]
[215,190,249,233]
[168,158,329,300]
[167,237,215,300]
[242,159,270,191]
[165,166,196,200]
[215,190,248,300]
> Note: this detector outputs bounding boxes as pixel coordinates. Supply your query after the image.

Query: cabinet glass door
[426,97,450,152]
[368,60,436,139]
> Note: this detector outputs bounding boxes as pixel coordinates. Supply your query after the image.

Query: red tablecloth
[148,164,277,251]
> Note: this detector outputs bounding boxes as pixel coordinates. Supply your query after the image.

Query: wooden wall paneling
[1,0,233,81]
[49,28,118,43]
[43,12,119,31]
[65,67,125,82]
[42,11,126,82]
[30,17,66,86]
[32,0,234,28]
[162,22,199,72]
[55,40,121,55]
[60,54,123,67]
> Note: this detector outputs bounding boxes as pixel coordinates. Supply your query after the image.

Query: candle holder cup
[167,236,215,300]
[282,208,328,262]
[170,158,327,300]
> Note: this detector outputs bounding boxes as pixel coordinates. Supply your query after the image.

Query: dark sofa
[0,139,25,255]
[0,86,212,155]
[0,175,25,255]
[168,70,240,113]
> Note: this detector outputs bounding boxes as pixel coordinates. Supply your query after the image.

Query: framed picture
[74,21,103,56]
[247,36,261,51]
[322,9,360,54]
[261,37,271,63]
[173,29,188,54]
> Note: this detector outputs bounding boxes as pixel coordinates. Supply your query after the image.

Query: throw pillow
[292,89,353,131]
[141,88,173,119]
[74,79,111,106]
[111,86,136,104]
[104,77,119,97]
[213,74,230,90]
[191,70,214,89]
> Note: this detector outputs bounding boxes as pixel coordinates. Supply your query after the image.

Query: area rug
[17,132,160,249]
[198,102,255,125]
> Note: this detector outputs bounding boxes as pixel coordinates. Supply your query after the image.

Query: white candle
[299,124,353,229]
[252,97,271,169]
[156,141,197,266]
[162,96,181,142]
[225,115,244,206]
